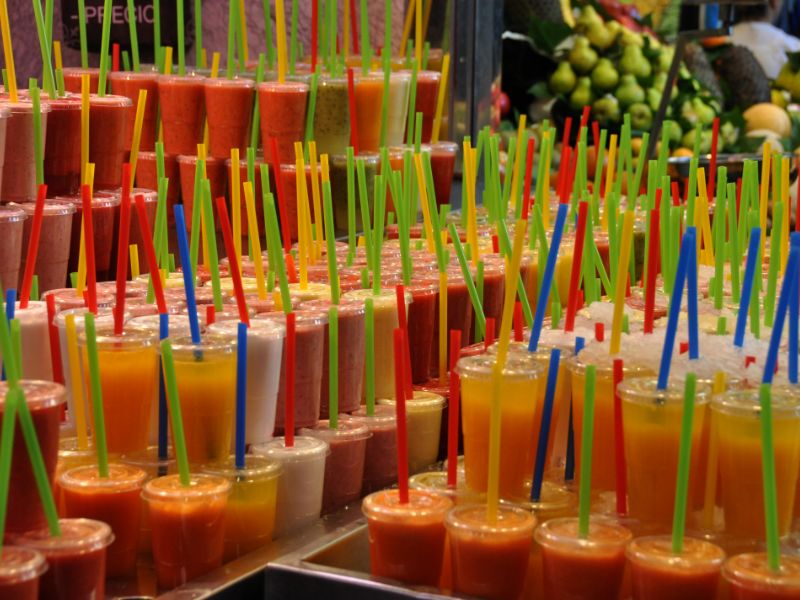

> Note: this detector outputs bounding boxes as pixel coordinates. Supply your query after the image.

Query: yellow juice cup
[713,387,800,540]
[619,376,711,529]
[353,74,384,153]
[162,337,237,465]
[378,391,445,475]
[456,353,544,501]
[79,328,159,456]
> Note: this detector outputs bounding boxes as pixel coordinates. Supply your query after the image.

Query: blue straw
[657,227,695,390]
[762,245,800,384]
[734,228,761,348]
[789,234,800,384]
[235,321,247,469]
[531,348,561,502]
[173,205,201,344]
[575,336,585,355]
[687,231,699,360]
[564,336,585,482]
[529,203,569,352]
[6,290,15,320]
[158,312,169,461]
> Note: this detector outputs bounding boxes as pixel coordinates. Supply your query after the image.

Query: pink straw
[19,184,47,308]
[114,165,132,335]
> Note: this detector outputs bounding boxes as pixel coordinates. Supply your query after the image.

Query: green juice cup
[313,76,350,157]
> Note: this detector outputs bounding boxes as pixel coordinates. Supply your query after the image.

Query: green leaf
[528,20,574,56]
[528,81,551,99]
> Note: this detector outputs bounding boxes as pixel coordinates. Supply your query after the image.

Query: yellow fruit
[772,89,789,109]
[672,147,693,158]
[743,103,792,137]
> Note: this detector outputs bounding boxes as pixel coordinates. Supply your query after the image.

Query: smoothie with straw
[0,206,26,292]
[124,188,158,275]
[429,141,458,206]
[386,72,412,147]
[350,406,399,494]
[88,94,132,189]
[722,552,800,598]
[278,162,318,243]
[11,301,54,381]
[329,152,379,233]
[257,81,309,164]
[411,70,441,143]
[17,202,74,293]
[62,67,99,94]
[56,193,121,282]
[204,78,255,159]
[378,391,445,474]
[313,76,350,156]
[135,152,179,222]
[424,271,473,378]
[226,157,266,236]
[406,283,437,384]
[2,101,50,203]
[0,546,47,598]
[157,74,207,155]
[354,74,384,152]
[177,155,227,229]
[108,69,160,151]
[0,107,9,193]
[42,95,81,195]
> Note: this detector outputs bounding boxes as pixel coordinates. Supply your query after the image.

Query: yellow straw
[509,115,527,211]
[81,74,90,186]
[76,162,95,297]
[65,314,89,450]
[438,270,448,384]
[400,0,415,59]
[430,53,450,144]
[702,370,726,529]
[414,153,435,252]
[129,245,140,279]
[231,148,242,264]
[238,0,250,65]
[415,0,422,66]
[197,143,211,267]
[321,153,330,183]
[0,0,18,101]
[157,47,173,143]
[421,0,434,42]
[294,144,310,289]
[760,142,771,256]
[487,218,528,523]
[464,142,479,265]
[244,182,267,300]
[275,0,288,83]
[603,134,617,202]
[695,169,715,266]
[309,142,324,262]
[781,155,789,273]
[129,89,148,183]
[202,53,221,149]
[609,210,634,355]
[201,47,208,69]
[53,40,63,71]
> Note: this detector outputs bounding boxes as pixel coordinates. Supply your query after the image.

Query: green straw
[264,193,292,313]
[124,0,141,71]
[10,321,20,371]
[77,0,88,68]
[0,301,17,387]
[250,54,266,151]
[153,0,162,70]
[122,51,131,72]
[422,41,430,70]
[630,132,649,206]
[716,316,727,335]
[328,305,339,428]
[405,59,418,144]
[449,223,486,339]
[322,181,340,304]
[263,0,274,70]
[194,0,202,69]
[591,129,607,219]
[201,182,224,311]
[759,383,782,571]
[365,297,375,415]
[360,0,371,75]
[378,51,391,148]
[55,68,65,97]
[372,173,386,295]
[414,111,422,154]
[83,313,109,478]
[671,373,697,554]
[727,182,741,302]
[189,158,205,276]
[31,276,39,302]
[304,69,319,147]
[176,0,186,75]
[577,364,596,538]
[159,340,191,486]
[29,82,44,186]
[97,0,113,96]
[357,158,374,271]
[227,0,237,79]
[764,202,783,326]
[494,216,534,327]
[347,147,357,265]
[0,387,20,547]
[31,2,55,98]
[328,0,336,74]
[388,170,411,284]
[713,172,727,308]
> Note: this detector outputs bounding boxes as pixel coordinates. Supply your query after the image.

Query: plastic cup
[353,74,384,152]
[0,106,9,191]
[108,69,160,152]
[59,463,147,578]
[329,152,379,234]
[208,318,285,446]
[362,489,453,586]
[428,141,458,206]
[135,151,179,224]
[251,435,328,537]
[226,156,267,237]
[0,206,26,293]
[61,67,99,93]
[423,271,473,377]
[119,187,159,275]
[406,283,437,384]
[378,391,445,474]
[313,75,350,156]
[350,406,398,494]
[9,301,54,381]
[42,95,81,195]
[158,74,207,155]
[0,546,47,599]
[203,455,282,561]
[535,516,633,600]
[162,336,237,464]
[57,193,121,281]
[14,518,113,600]
[88,94,132,189]
[411,70,441,143]
[77,328,159,456]
[722,552,800,599]
[257,81,308,165]
[619,377,711,528]
[53,437,96,512]
[301,418,370,514]
[385,72,411,147]
[457,353,544,501]
[204,78,255,159]
[712,388,800,540]
[16,202,74,293]
[142,473,230,589]
[627,535,725,600]
[176,154,227,230]
[446,503,536,600]
[2,101,50,202]
[277,162,319,243]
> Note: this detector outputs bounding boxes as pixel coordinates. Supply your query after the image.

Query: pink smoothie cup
[88,94,133,189]
[2,101,50,203]
[257,81,308,165]
[204,78,255,160]
[108,69,160,152]
[17,202,74,293]
[43,95,81,196]
[157,74,207,155]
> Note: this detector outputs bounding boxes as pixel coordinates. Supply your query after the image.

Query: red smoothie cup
[406,283,437,384]
[0,546,47,599]
[14,518,113,600]
[55,193,121,281]
[226,156,266,236]
[350,406,398,494]
[0,380,64,535]
[61,67,99,94]
[177,154,226,230]
[279,162,319,243]
[257,81,308,165]
[88,94,133,189]
[135,151,180,225]
[409,70,441,143]
[423,270,473,378]
[158,74,207,155]
[2,101,50,203]
[204,77,255,160]
[125,187,158,275]
[17,201,74,293]
[42,95,81,196]
[59,463,147,578]
[108,69,160,152]
[428,141,458,206]
[0,106,9,192]
[0,206,26,293]
[722,552,800,599]
[301,418,371,514]
[476,257,506,329]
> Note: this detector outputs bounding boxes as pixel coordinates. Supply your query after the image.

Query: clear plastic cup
[0,106,10,193]
[362,489,453,586]
[313,76,350,156]
[203,454,282,560]
[0,206,25,293]
[14,518,113,599]
[722,552,800,599]
[0,546,47,598]
[56,193,121,280]
[157,74,207,155]
[61,67,99,94]
[446,503,537,600]
[329,152,379,233]
[385,72,411,147]
[350,406,398,494]
[53,436,96,512]
[2,101,50,202]
[176,154,227,227]
[251,435,328,537]
[16,202,74,293]
[88,94,132,189]
[410,70,441,143]
[257,81,309,165]
[204,77,255,159]
[59,463,147,578]
[353,73,384,152]
[108,69,160,151]
[11,300,53,382]
[378,391,445,474]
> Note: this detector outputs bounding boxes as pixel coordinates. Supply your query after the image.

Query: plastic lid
[108,70,159,81]
[344,287,412,308]
[54,194,121,210]
[486,341,575,363]
[58,436,95,458]
[301,297,366,317]
[430,141,459,154]
[378,390,446,412]
[164,336,236,359]
[566,347,654,377]
[17,201,76,216]
[362,489,453,523]
[300,418,371,443]
[127,314,195,337]
[15,518,114,556]
[261,308,328,329]
[158,73,207,84]
[619,376,712,407]
[119,445,176,470]
[0,206,26,223]
[257,80,309,93]
[534,516,632,554]
[445,503,536,537]
[142,473,230,502]
[331,152,380,166]
[0,380,65,411]
[723,553,800,591]
[176,154,223,166]
[250,435,329,463]
[59,463,147,492]
[88,94,133,108]
[77,326,157,349]
[350,404,397,427]
[53,307,117,330]
[0,546,47,584]
[205,77,255,89]
[627,536,725,573]
[712,388,800,418]
[6,100,52,114]
[456,353,543,381]
[208,318,286,341]
[202,454,282,481]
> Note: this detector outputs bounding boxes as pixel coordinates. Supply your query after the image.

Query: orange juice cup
[722,553,800,599]
[257,81,308,165]
[353,74,384,152]
[54,437,96,513]
[203,78,255,159]
[157,74,207,155]
[59,463,147,578]
[0,546,47,598]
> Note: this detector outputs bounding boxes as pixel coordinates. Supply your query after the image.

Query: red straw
[206,305,216,325]
[395,284,413,398]
[133,195,167,314]
[591,120,600,166]
[522,137,535,218]
[563,201,589,331]
[112,43,120,71]
[557,145,571,204]
[447,328,461,488]
[113,169,131,335]
[595,322,604,342]
[644,207,660,333]
[555,117,573,192]
[346,68,360,155]
[671,181,681,207]
[513,301,523,341]
[285,312,296,446]
[707,117,720,199]
[269,137,292,252]
[214,197,251,326]
[81,184,98,314]
[393,327,409,503]
[349,0,359,53]
[311,0,318,71]
[19,184,47,308]
[285,253,298,283]
[484,317,495,350]
[613,358,627,515]
[45,294,63,384]
[491,235,499,254]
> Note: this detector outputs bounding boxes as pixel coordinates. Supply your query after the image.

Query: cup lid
[627,536,725,572]
[208,318,286,340]
[205,77,256,89]
[88,94,133,108]
[723,552,800,590]
[445,503,536,535]
[711,387,800,418]
[77,326,157,348]
[165,335,236,357]
[14,518,114,556]
[362,489,453,521]
[142,473,231,501]
[261,308,328,328]
[17,201,76,216]
[250,435,329,462]
[127,314,196,337]
[300,418,371,442]
[0,380,65,410]
[534,516,632,553]
[202,454,282,480]
[0,205,25,223]
[257,80,309,93]
[378,390,446,411]
[619,376,712,407]
[349,405,397,427]
[0,546,47,583]
[59,463,147,491]
[456,352,543,380]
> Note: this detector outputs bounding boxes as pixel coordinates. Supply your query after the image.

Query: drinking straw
[436,270,449,385]
[31,1,55,98]
[762,245,800,383]
[577,364,596,537]
[345,69,360,155]
[295,152,311,286]
[413,0,422,66]
[657,228,694,390]
[441,327,462,488]
[172,0,185,75]
[233,321,247,469]
[754,384,782,571]
[609,211,635,355]
[26,83,44,188]
[157,313,169,462]
[284,311,296,446]
[735,228,762,347]
[310,0,318,70]
[0,386,19,548]
[83,313,109,477]
[430,53,452,145]
[126,91,148,182]
[365,297,375,415]
[358,0,371,74]
[267,140,291,253]
[207,305,216,326]
[189,158,204,274]
[160,340,191,486]
[60,314,88,449]
[18,185,46,308]
[226,0,238,78]
[201,187,224,312]
[289,0,298,75]
[263,195,292,313]
[79,185,98,314]
[237,0,249,67]
[134,195,167,314]
[670,372,698,554]
[95,0,114,95]
[449,224,486,339]
[760,144,771,253]
[113,174,131,334]
[261,0,274,69]
[687,232,699,360]
[275,0,288,82]
[531,348,561,502]
[215,198,251,326]
[608,358,627,516]
[322,305,338,430]
[173,205,201,343]
[243,183,267,301]
[529,203,568,352]
[789,233,800,383]
[643,209,660,333]
[564,202,589,332]
[388,327,410,503]
[308,143,323,260]
[10,320,21,370]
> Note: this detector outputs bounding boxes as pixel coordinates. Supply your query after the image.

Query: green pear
[587,21,616,51]
[646,88,662,112]
[657,46,675,73]
[592,95,621,124]
[570,77,595,110]
[619,28,644,48]
[629,102,653,130]
[550,62,577,95]
[615,74,645,108]
[576,5,603,32]
[681,98,715,126]
[620,45,652,79]
[569,37,599,74]
[681,129,712,154]
[591,58,619,91]
[663,119,682,147]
